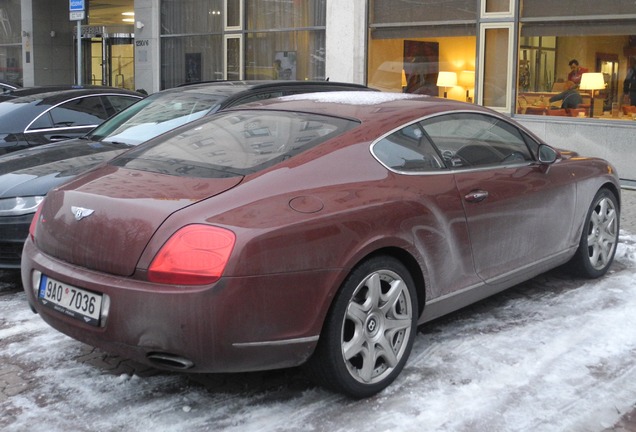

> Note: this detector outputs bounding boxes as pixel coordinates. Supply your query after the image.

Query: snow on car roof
[280,90,425,105]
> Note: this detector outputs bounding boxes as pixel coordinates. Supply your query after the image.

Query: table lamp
[579,72,605,117]
[459,70,475,102]
[436,71,457,98]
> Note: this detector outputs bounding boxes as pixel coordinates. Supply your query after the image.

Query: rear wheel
[570,188,619,278]
[307,256,418,398]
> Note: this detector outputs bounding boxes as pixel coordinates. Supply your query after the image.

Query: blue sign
[70,0,85,12]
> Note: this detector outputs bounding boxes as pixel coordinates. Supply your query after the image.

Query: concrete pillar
[325,0,367,84]
[134,0,160,93]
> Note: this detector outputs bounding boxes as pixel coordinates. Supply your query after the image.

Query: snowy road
[1,233,635,432]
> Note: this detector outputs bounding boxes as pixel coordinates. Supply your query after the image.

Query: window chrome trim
[24,94,142,133]
[24,125,97,134]
[369,109,538,176]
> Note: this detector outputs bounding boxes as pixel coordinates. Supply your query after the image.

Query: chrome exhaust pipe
[146,352,194,370]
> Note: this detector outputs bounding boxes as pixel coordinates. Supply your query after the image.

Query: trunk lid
[35,165,242,276]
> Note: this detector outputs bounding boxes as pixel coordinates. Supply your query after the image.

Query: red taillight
[29,204,44,241]
[147,225,236,285]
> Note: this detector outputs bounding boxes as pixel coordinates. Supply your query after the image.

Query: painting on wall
[403,40,439,95]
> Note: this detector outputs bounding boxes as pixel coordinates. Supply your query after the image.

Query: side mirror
[537,144,558,164]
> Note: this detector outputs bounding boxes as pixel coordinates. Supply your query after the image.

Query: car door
[371,122,481,300]
[419,112,577,283]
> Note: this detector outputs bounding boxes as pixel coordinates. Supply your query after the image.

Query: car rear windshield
[111,110,359,178]
[88,91,225,145]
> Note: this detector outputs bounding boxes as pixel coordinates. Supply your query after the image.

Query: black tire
[570,188,620,278]
[306,256,418,398]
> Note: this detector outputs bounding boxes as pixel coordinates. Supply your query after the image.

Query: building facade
[1,0,635,184]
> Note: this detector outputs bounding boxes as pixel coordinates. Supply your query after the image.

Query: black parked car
[0,86,144,155]
[0,80,373,269]
[0,81,20,94]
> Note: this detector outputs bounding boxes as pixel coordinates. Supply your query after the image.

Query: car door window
[372,123,444,172]
[233,91,285,106]
[46,96,109,129]
[103,95,140,117]
[419,113,533,168]
[29,111,54,130]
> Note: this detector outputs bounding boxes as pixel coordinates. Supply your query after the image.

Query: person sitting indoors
[567,59,588,86]
[549,80,582,109]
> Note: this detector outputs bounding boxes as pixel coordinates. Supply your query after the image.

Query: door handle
[465,190,489,203]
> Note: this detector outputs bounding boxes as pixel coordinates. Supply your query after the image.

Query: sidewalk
[604,187,636,431]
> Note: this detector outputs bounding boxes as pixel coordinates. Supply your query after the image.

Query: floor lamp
[437,71,457,98]
[579,73,605,118]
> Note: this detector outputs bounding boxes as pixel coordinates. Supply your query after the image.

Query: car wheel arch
[329,246,427,326]
[305,249,425,397]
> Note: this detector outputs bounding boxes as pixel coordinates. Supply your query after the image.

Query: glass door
[78,26,134,90]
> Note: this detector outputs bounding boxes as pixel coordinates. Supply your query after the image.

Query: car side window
[46,96,109,129]
[29,112,54,130]
[103,95,140,117]
[419,113,533,168]
[233,91,285,106]
[372,123,444,172]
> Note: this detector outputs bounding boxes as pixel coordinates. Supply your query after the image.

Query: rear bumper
[21,238,341,373]
[0,213,32,268]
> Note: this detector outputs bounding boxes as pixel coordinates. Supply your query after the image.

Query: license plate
[38,275,102,326]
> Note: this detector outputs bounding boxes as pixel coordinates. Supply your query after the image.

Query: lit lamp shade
[437,71,457,98]
[579,73,605,117]
[578,72,605,91]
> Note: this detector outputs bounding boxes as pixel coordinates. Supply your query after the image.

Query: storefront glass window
[483,26,511,109]
[246,0,326,30]
[372,0,476,23]
[485,0,510,14]
[521,0,635,17]
[368,1,477,99]
[245,31,326,80]
[226,0,241,28]
[0,0,22,86]
[517,1,636,119]
[368,35,476,99]
[161,0,224,35]
[161,35,223,89]
[245,1,326,81]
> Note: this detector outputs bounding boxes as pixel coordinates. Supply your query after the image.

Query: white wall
[518,117,636,184]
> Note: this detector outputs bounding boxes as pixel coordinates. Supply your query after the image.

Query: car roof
[165,80,371,101]
[223,91,493,125]
[0,85,143,103]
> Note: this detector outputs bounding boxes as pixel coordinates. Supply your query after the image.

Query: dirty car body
[22,92,621,398]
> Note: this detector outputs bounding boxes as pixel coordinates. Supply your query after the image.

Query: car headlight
[0,196,45,216]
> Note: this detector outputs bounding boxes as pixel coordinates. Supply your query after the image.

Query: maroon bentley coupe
[22,92,620,398]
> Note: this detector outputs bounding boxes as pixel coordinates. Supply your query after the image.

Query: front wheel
[570,188,619,278]
[307,256,418,398]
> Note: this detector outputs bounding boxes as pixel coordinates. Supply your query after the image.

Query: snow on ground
[1,231,635,432]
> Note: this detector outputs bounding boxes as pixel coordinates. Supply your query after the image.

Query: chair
[524,106,547,115]
[576,103,591,117]
[547,109,567,116]
[622,105,636,115]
